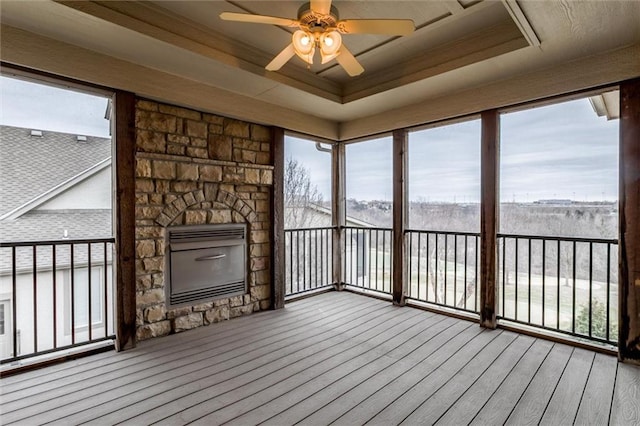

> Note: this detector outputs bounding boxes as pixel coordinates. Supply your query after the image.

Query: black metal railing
[406,230,480,313]
[285,228,333,296]
[284,225,618,347]
[497,234,618,346]
[343,227,393,294]
[0,238,115,364]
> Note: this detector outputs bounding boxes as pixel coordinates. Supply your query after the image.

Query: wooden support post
[393,129,408,305]
[113,90,136,351]
[332,143,346,289]
[480,109,499,328]
[271,127,285,309]
[619,78,640,365]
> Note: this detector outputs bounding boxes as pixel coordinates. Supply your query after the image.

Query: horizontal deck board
[229,315,452,426]
[434,334,536,425]
[35,299,396,424]
[539,348,595,426]
[270,317,464,426]
[574,352,618,425]
[1,290,638,426]
[610,362,640,425]
[469,338,554,425]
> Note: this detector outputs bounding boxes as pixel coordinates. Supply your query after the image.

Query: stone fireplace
[133,99,273,341]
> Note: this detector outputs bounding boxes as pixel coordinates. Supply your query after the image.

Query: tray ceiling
[1,1,639,140]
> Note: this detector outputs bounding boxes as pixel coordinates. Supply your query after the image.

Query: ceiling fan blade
[337,19,415,36]
[220,12,298,28]
[336,46,364,77]
[311,0,332,15]
[266,44,296,71]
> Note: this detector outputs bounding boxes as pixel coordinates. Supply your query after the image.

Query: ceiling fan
[220,0,415,76]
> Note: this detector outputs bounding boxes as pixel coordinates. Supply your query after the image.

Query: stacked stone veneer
[134,99,273,341]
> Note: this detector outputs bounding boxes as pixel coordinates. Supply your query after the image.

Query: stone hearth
[133,100,273,341]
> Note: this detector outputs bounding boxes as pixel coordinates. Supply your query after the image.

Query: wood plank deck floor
[1,291,639,425]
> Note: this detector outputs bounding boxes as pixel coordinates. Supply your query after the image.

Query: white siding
[36,167,112,211]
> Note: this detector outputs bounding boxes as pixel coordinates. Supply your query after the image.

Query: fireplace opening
[166,223,247,308]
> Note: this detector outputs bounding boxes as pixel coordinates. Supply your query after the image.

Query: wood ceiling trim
[0,24,339,140]
[316,0,494,81]
[341,19,529,103]
[443,1,465,14]
[55,0,343,102]
[501,0,541,48]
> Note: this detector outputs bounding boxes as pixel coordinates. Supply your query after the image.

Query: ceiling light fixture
[320,30,342,64]
[292,29,316,65]
[292,29,342,66]
[220,0,415,76]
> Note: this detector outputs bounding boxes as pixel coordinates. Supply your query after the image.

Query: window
[408,119,481,232]
[500,94,618,237]
[345,136,392,228]
[284,136,332,229]
[72,267,104,329]
[406,119,481,309]
[0,299,12,358]
[0,71,114,355]
[0,301,6,335]
[498,91,619,339]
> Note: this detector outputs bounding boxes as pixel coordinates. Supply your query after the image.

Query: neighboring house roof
[0,210,113,243]
[1,158,111,221]
[285,203,375,228]
[0,126,113,272]
[0,125,111,217]
[306,203,374,227]
[0,210,113,272]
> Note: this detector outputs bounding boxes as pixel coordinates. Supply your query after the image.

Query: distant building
[534,199,573,205]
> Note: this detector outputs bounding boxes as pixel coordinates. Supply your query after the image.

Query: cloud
[1,76,110,138]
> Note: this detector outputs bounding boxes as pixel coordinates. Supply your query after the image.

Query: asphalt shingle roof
[0,211,114,272]
[0,125,111,216]
[1,125,114,271]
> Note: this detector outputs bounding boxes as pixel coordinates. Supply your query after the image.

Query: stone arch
[154,183,258,227]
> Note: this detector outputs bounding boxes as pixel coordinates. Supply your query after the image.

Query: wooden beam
[113,90,136,351]
[392,129,408,305]
[443,1,464,14]
[332,143,346,289]
[619,78,640,365]
[501,0,541,47]
[271,127,285,310]
[480,110,499,328]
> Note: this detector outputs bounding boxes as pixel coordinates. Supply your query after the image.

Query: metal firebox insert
[166,224,247,307]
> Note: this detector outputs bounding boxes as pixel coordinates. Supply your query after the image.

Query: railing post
[619,78,640,365]
[480,110,499,328]
[332,143,346,290]
[392,129,408,305]
[271,127,285,309]
[113,90,137,351]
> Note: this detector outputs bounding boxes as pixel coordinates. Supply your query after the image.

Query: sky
[1,75,618,204]
[287,96,619,203]
[0,76,111,138]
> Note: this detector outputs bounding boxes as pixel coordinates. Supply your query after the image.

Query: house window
[66,267,104,332]
[0,299,12,359]
[0,301,5,335]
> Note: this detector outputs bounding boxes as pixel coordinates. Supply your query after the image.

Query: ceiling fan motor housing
[297,2,339,30]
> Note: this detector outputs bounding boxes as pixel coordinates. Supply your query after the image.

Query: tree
[284,157,324,229]
[576,299,616,341]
